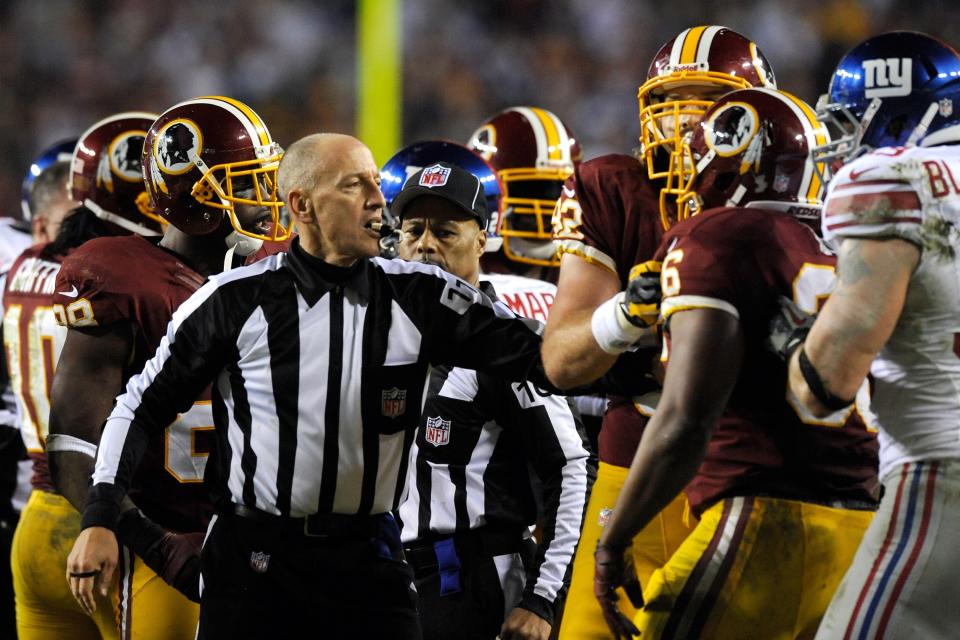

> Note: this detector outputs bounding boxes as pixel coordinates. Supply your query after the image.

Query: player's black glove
[621,260,663,328]
[594,542,643,639]
[115,508,203,603]
[767,295,816,362]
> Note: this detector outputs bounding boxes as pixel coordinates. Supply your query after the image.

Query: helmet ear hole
[712,171,737,194]
[883,113,910,141]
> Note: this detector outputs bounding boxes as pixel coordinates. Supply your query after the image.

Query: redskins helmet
[142,96,287,249]
[467,107,581,267]
[70,112,162,236]
[672,88,830,226]
[638,26,776,228]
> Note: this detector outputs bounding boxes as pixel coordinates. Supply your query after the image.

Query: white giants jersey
[823,144,960,477]
[482,272,607,418]
[481,272,555,324]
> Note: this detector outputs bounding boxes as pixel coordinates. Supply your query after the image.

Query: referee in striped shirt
[67,134,562,639]
[393,163,595,640]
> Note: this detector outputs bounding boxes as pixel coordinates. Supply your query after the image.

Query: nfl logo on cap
[420,164,451,187]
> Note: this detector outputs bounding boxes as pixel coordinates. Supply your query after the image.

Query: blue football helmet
[813,32,960,174]
[21,138,78,223]
[380,140,503,251]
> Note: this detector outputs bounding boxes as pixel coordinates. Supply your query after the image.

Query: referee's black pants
[406,528,536,640]
[198,510,421,639]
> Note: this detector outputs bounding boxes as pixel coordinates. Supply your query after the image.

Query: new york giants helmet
[21,139,77,224]
[813,31,960,172]
[380,140,502,249]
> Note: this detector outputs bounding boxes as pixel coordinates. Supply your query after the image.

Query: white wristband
[591,292,647,355]
[45,434,98,459]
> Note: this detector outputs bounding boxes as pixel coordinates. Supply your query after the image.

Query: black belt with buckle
[228,503,386,538]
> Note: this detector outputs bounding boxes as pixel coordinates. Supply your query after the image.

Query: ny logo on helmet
[862,58,913,98]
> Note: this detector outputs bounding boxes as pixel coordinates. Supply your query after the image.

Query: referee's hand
[67,526,118,616]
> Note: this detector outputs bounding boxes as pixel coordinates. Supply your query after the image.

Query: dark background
[3,0,957,217]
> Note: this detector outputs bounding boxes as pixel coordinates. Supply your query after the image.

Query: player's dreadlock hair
[41,205,115,260]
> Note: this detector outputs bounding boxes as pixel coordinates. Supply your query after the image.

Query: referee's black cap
[391,162,488,227]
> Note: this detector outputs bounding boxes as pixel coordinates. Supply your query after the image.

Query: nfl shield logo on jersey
[381,387,407,419]
[424,416,451,447]
[420,164,451,187]
[250,551,270,574]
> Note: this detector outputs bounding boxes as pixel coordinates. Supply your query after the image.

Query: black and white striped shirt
[398,308,595,617]
[82,240,553,529]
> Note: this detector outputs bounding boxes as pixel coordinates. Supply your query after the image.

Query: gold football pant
[117,548,199,639]
[12,490,118,639]
[635,496,873,640]
[558,462,692,639]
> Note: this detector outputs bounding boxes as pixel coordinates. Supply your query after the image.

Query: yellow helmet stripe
[695,26,723,66]
[680,26,709,65]
[200,95,271,147]
[531,107,562,161]
[779,90,828,201]
[763,88,828,203]
[511,107,549,165]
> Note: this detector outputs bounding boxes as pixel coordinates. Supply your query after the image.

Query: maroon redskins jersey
[3,244,69,491]
[552,154,665,467]
[656,206,879,515]
[53,235,214,533]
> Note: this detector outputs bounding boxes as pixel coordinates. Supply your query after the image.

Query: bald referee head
[278,133,386,267]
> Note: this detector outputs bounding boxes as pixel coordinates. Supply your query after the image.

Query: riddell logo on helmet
[663,62,708,74]
[862,58,912,98]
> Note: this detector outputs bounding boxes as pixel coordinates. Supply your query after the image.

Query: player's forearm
[600,410,710,550]
[542,309,619,389]
[49,451,95,512]
[789,237,917,416]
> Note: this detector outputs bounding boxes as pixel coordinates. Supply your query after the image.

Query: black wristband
[114,508,167,559]
[798,347,855,412]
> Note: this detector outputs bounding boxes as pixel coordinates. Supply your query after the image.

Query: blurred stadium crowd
[1,0,956,215]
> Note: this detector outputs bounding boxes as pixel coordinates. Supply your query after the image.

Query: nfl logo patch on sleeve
[424,416,451,447]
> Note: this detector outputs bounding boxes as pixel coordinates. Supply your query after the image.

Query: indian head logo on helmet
[705,102,760,157]
[95,130,149,194]
[155,120,203,174]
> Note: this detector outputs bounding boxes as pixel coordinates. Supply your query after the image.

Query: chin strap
[84,199,161,237]
[222,230,263,272]
[222,244,237,273]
